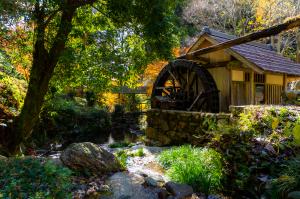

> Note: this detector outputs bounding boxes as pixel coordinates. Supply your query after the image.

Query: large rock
[101,172,163,199]
[60,142,121,174]
[165,181,194,199]
[0,155,7,162]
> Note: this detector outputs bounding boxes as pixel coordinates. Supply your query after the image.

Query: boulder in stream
[60,142,121,175]
[165,181,194,199]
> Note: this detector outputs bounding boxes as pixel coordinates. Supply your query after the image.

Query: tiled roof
[205,28,300,76]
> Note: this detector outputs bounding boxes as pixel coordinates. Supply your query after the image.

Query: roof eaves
[204,36,264,74]
[187,32,209,53]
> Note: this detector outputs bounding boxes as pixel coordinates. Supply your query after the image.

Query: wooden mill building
[186,27,300,112]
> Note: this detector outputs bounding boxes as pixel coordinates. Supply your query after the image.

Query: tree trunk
[5,7,76,155]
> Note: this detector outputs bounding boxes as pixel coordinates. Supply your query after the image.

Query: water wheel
[151,59,219,113]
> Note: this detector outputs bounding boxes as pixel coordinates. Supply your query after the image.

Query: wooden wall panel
[265,84,282,104]
[198,40,231,63]
[266,74,283,85]
[231,70,244,81]
[208,67,230,112]
[231,81,246,105]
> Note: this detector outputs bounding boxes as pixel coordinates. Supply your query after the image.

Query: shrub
[158,145,223,195]
[30,96,111,147]
[0,157,73,199]
[0,71,27,116]
[268,156,300,199]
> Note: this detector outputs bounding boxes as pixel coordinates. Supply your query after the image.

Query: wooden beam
[204,61,231,69]
[251,71,255,104]
[194,56,210,63]
[178,15,300,59]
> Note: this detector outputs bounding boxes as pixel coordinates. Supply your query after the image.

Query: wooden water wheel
[151,59,219,113]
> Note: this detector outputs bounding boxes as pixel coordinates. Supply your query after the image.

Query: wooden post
[229,69,233,106]
[283,74,287,90]
[251,71,255,104]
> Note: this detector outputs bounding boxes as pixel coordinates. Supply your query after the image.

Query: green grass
[135,148,145,157]
[128,148,145,157]
[109,142,132,148]
[115,150,128,169]
[158,145,223,195]
[269,156,300,198]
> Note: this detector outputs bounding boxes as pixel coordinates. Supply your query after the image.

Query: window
[254,73,265,83]
[255,84,265,104]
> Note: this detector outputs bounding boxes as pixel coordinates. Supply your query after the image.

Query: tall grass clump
[159,145,223,195]
[268,156,300,199]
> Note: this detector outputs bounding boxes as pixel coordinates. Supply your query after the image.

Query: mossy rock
[60,142,122,175]
[0,155,7,162]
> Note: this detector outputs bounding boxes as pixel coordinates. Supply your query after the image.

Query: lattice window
[254,73,265,83]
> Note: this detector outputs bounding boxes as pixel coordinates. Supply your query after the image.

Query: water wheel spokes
[151,59,219,112]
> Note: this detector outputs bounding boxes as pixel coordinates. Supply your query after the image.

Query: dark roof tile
[207,29,300,75]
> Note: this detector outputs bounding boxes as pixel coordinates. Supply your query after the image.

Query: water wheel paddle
[151,59,219,113]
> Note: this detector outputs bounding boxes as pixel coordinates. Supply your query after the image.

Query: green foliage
[202,116,218,132]
[0,71,27,114]
[114,148,145,170]
[238,107,300,147]
[0,157,72,199]
[159,145,223,195]
[109,141,132,148]
[292,117,300,146]
[115,150,128,169]
[135,148,145,157]
[205,107,300,197]
[30,96,111,147]
[0,51,24,80]
[238,111,257,132]
[128,148,145,157]
[49,0,187,92]
[268,156,300,199]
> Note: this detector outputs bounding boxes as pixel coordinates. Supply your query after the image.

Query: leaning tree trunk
[5,7,76,155]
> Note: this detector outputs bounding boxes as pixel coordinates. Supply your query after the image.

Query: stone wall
[146,109,232,146]
[146,105,300,146]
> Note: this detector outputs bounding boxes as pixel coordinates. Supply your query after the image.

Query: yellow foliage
[293,124,300,146]
[143,60,168,96]
[272,118,279,130]
[97,92,119,111]
[142,47,188,96]
[255,0,296,27]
